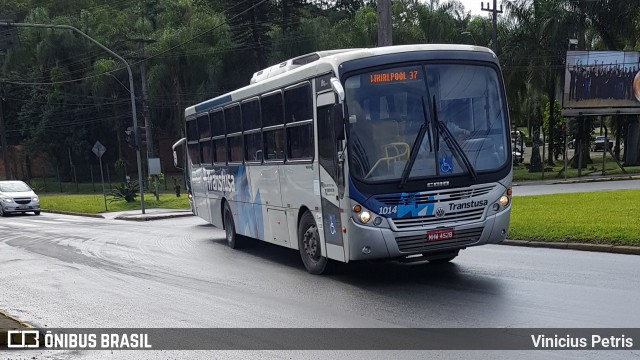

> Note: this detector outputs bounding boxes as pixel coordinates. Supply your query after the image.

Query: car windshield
[0,181,32,192]
[345,63,508,183]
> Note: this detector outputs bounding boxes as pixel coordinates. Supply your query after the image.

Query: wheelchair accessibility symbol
[440,156,453,173]
[329,215,337,235]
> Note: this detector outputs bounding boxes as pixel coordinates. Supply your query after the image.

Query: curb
[0,309,36,347]
[501,239,640,255]
[548,175,640,185]
[42,209,105,219]
[514,175,640,187]
[114,212,194,222]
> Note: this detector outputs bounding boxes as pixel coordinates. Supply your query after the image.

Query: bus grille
[390,207,485,230]
[373,184,495,205]
[395,227,484,253]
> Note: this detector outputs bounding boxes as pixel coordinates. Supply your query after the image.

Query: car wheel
[34,211,41,215]
[223,202,240,249]
[298,211,328,274]
[0,205,6,217]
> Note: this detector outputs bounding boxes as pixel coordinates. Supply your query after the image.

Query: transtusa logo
[207,172,235,192]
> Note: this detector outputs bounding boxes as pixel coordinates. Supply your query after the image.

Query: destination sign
[369,68,422,84]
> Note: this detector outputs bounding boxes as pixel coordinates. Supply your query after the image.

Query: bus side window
[228,136,243,163]
[264,129,284,161]
[244,132,263,162]
[287,124,313,160]
[284,83,312,123]
[213,138,226,164]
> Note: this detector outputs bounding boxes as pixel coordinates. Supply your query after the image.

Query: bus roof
[185,44,495,118]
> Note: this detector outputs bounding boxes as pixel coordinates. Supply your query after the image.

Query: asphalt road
[1,212,640,359]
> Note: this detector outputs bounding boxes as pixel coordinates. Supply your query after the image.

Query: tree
[502,0,577,167]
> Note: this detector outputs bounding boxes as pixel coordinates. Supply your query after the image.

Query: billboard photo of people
[563,51,640,115]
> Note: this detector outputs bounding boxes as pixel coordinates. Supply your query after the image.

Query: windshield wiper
[398,97,431,189]
[432,98,478,180]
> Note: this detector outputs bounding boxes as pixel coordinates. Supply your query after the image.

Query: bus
[174,45,512,274]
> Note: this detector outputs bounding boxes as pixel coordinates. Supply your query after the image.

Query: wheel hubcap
[303,225,320,262]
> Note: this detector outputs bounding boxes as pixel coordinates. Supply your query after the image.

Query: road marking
[2,221,37,227]
[50,217,100,222]
[29,219,65,225]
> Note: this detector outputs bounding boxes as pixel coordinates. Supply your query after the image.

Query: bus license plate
[427,228,454,242]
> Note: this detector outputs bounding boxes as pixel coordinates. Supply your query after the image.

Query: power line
[0,0,270,86]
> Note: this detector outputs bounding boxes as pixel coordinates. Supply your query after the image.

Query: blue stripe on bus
[194,95,233,113]
[349,178,435,219]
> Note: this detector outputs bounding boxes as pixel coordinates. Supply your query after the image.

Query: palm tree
[502,0,577,169]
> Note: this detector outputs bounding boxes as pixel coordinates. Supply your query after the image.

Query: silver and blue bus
[174,45,512,274]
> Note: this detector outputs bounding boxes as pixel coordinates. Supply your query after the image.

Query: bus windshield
[345,63,508,183]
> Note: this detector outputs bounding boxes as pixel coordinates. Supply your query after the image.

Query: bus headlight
[352,202,376,226]
[359,211,371,223]
[499,195,510,207]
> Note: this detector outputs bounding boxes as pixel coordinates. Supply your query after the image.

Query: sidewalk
[103,208,194,221]
[43,208,194,221]
[0,309,35,347]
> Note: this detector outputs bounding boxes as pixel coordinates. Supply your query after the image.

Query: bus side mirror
[172,137,186,170]
[173,150,182,170]
[330,77,345,103]
[332,104,345,140]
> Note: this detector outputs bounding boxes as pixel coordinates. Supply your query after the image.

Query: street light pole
[0,21,146,214]
[461,31,477,45]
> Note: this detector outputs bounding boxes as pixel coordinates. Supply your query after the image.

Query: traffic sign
[92,141,106,158]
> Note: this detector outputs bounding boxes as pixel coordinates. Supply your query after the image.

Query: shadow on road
[210,236,504,296]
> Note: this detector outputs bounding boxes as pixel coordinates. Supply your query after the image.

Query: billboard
[562,51,640,116]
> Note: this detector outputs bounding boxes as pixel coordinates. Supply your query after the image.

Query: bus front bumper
[347,208,510,261]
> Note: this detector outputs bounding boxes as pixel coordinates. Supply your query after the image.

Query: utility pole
[129,38,158,200]
[481,0,503,53]
[377,0,392,47]
[0,84,11,180]
[131,39,155,158]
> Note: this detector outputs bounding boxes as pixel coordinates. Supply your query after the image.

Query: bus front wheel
[223,202,240,249]
[298,211,328,275]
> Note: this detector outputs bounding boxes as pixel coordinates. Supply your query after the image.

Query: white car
[0,180,41,216]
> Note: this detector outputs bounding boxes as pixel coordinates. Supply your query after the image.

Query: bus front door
[317,94,346,262]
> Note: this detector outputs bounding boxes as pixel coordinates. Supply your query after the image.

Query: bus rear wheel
[298,211,328,275]
[223,202,240,249]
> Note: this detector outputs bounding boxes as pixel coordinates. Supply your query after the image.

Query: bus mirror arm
[332,104,346,141]
[338,149,346,163]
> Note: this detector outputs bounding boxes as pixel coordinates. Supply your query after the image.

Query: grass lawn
[37,188,640,246]
[40,193,190,214]
[510,189,640,246]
